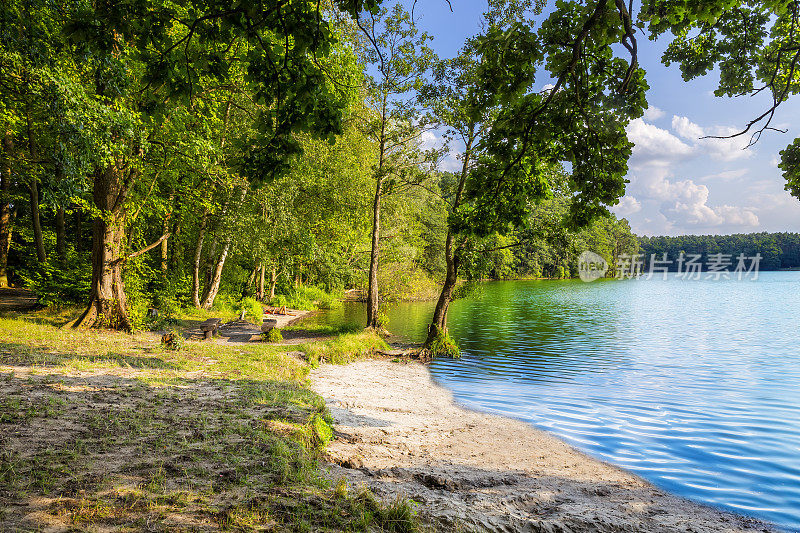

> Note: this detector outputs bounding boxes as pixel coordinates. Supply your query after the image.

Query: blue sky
[408,0,800,237]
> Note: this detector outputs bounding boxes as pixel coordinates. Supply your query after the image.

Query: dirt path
[0,288,37,313]
[310,359,775,533]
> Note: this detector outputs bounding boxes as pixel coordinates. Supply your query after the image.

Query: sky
[406,0,800,237]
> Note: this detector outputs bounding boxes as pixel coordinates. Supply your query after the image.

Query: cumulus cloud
[626,118,693,166]
[613,196,642,216]
[643,106,665,121]
[671,115,753,161]
[621,114,763,234]
[418,130,439,151]
[626,164,759,231]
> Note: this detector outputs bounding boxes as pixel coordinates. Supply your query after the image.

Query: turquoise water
[313,273,800,531]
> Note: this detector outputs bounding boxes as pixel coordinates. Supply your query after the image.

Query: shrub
[240,297,263,323]
[261,328,283,343]
[375,310,389,329]
[268,285,341,311]
[19,257,90,308]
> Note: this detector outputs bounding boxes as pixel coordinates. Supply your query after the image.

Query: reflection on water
[315,273,800,531]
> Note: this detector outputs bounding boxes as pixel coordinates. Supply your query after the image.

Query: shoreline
[310,358,775,532]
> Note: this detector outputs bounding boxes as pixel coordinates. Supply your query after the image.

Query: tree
[357,3,437,327]
[418,0,649,349]
[56,0,378,329]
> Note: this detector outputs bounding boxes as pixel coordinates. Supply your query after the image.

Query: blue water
[314,272,800,531]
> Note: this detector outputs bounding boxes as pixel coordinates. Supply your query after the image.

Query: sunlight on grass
[0,316,416,532]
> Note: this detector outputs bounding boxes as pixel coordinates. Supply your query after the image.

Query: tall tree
[422,0,648,350]
[358,3,436,327]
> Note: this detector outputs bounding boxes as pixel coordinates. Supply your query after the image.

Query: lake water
[313,273,800,531]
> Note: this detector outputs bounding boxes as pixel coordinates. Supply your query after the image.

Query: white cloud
[418,130,439,151]
[625,162,759,233]
[671,116,704,140]
[770,155,780,168]
[541,83,556,92]
[613,196,642,216]
[626,118,693,166]
[697,169,749,181]
[440,151,462,172]
[643,106,665,121]
[671,115,753,162]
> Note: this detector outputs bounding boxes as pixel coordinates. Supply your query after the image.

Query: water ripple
[315,274,800,531]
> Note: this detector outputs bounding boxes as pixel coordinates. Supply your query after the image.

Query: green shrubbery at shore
[0,315,418,532]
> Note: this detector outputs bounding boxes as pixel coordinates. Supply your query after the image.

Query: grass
[0,314,418,532]
[301,331,389,366]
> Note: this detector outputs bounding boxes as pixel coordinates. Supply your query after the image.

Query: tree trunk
[200,240,230,310]
[247,265,258,296]
[366,175,383,327]
[424,240,459,346]
[28,178,46,264]
[192,210,208,308]
[269,267,276,300]
[55,206,66,263]
[258,261,265,300]
[170,213,182,272]
[0,130,13,288]
[25,104,46,264]
[75,209,82,255]
[73,164,135,330]
[161,192,173,273]
[424,134,474,348]
[198,188,245,309]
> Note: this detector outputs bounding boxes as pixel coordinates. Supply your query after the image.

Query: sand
[310,359,775,532]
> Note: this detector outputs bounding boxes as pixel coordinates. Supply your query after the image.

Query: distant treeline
[639,233,800,271]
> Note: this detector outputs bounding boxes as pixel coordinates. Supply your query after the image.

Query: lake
[313,272,800,531]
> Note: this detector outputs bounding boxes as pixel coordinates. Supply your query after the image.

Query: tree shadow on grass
[0,368,333,532]
[0,341,183,370]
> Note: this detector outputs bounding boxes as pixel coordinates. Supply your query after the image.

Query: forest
[639,233,800,272]
[2,0,800,349]
[0,0,647,351]
[6,1,800,531]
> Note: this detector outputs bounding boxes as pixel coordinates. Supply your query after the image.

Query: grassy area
[0,316,417,532]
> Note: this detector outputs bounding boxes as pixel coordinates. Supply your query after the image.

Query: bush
[240,297,263,323]
[269,285,341,311]
[375,310,389,329]
[20,257,90,308]
[261,328,283,343]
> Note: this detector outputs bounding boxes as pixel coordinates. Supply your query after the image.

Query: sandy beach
[310,359,775,532]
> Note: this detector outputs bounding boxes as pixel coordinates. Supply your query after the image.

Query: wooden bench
[261,318,278,333]
[200,318,222,340]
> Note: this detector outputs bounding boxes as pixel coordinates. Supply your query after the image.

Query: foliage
[271,286,342,311]
[639,232,798,271]
[159,330,184,351]
[240,297,264,324]
[263,328,284,343]
[18,256,89,308]
[426,330,461,359]
[301,331,388,367]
